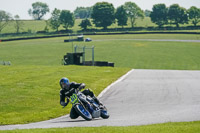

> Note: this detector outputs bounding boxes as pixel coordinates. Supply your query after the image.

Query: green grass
[1,17,199,34]
[92,37,200,70]
[1,34,200,69]
[1,121,200,133]
[0,37,68,65]
[0,65,130,125]
[2,20,47,34]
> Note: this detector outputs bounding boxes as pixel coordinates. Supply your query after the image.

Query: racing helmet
[60,77,70,90]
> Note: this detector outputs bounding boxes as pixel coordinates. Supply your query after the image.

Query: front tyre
[74,104,92,121]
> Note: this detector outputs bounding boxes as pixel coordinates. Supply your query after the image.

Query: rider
[59,77,102,119]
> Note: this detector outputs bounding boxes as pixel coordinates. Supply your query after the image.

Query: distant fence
[0,34,68,42]
[0,61,11,65]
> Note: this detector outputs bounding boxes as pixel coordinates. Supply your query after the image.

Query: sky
[0,0,200,20]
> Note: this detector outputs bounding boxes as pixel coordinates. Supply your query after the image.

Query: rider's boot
[93,96,104,109]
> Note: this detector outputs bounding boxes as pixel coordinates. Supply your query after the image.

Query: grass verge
[0,65,130,125]
[0,121,200,133]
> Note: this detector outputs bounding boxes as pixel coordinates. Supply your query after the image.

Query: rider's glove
[79,83,85,90]
[61,98,69,107]
[61,101,67,106]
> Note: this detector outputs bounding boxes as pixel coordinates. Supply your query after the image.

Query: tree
[124,2,144,28]
[74,7,92,19]
[144,10,151,17]
[0,10,12,33]
[188,6,200,27]
[79,19,92,30]
[91,2,115,29]
[59,10,75,30]
[115,5,128,28]
[168,4,188,27]
[150,4,168,27]
[44,20,49,32]
[14,15,24,33]
[49,8,61,31]
[28,2,50,20]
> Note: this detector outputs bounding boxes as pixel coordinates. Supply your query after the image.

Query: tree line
[0,1,200,33]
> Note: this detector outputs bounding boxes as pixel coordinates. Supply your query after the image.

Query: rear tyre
[100,106,109,119]
[74,104,92,121]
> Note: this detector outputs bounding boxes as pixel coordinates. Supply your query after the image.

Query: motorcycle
[68,89,109,121]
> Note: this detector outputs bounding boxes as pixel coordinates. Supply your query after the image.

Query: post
[69,33,74,53]
[3,61,6,65]
[72,37,74,53]
[92,46,95,66]
[83,46,86,64]
[74,45,77,53]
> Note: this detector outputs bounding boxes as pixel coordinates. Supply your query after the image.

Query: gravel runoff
[1,69,200,130]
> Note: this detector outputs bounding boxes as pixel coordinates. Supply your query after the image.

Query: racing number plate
[70,94,78,104]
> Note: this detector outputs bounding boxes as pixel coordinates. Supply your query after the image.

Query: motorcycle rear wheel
[101,110,109,119]
[100,106,109,119]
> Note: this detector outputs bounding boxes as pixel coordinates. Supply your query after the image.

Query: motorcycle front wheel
[74,104,92,121]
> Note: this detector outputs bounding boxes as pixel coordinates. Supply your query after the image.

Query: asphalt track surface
[1,69,200,130]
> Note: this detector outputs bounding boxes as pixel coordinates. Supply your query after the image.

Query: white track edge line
[98,69,135,98]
